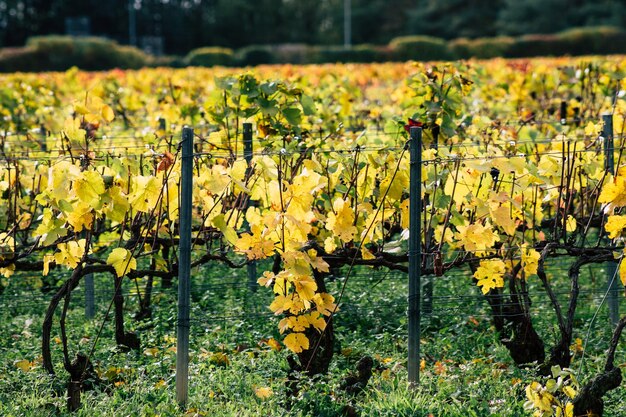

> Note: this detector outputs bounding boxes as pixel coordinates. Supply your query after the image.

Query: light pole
[344,0,351,48]
[128,0,137,46]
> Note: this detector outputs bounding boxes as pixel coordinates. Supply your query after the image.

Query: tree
[407,0,503,39]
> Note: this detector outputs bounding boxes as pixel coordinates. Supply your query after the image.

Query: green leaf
[300,94,316,116]
[282,107,302,126]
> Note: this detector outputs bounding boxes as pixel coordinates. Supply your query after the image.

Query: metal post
[84,273,95,319]
[39,125,47,152]
[603,114,620,326]
[128,0,137,47]
[560,101,567,125]
[176,127,193,406]
[408,126,422,385]
[344,0,351,48]
[243,123,257,292]
[423,128,438,316]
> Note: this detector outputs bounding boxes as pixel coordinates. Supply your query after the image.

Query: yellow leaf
[74,104,89,115]
[361,246,376,260]
[455,223,499,255]
[306,313,327,332]
[324,236,337,253]
[599,169,626,208]
[306,249,330,272]
[584,121,599,136]
[107,248,137,277]
[66,202,95,233]
[269,295,291,315]
[212,214,238,245]
[313,293,337,316]
[283,332,309,353]
[103,185,130,223]
[0,232,15,259]
[278,316,309,333]
[379,170,408,201]
[257,271,275,287]
[491,205,517,236]
[263,337,282,352]
[55,239,87,269]
[101,104,115,122]
[474,259,506,294]
[434,361,446,375]
[325,198,357,242]
[254,386,273,399]
[521,244,540,278]
[605,215,626,239]
[199,165,231,196]
[562,385,577,399]
[570,338,584,354]
[144,347,159,357]
[565,215,577,232]
[128,175,161,213]
[294,275,317,301]
[75,170,105,207]
[0,264,15,278]
[209,352,230,366]
[15,359,34,372]
[34,208,68,246]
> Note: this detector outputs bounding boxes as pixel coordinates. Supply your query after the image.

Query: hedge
[450,36,515,59]
[312,44,390,64]
[389,35,456,61]
[25,36,151,71]
[3,26,626,72]
[184,47,234,67]
[236,45,275,66]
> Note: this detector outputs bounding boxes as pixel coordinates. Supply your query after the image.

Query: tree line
[1,0,625,57]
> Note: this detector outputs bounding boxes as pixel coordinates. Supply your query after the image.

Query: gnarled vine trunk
[573,316,626,416]
[113,275,140,350]
[483,287,546,366]
[295,269,335,375]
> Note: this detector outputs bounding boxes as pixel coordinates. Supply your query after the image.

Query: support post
[128,0,137,47]
[408,126,422,385]
[603,114,620,326]
[176,126,194,406]
[243,123,257,292]
[343,0,351,48]
[423,127,439,316]
[39,125,47,152]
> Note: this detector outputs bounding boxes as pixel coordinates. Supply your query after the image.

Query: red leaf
[404,118,423,132]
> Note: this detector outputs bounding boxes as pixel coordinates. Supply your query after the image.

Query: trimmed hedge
[271,44,313,65]
[503,26,626,58]
[312,44,390,64]
[504,34,569,58]
[26,36,151,71]
[556,26,626,55]
[0,47,45,72]
[450,36,515,59]
[184,47,234,67]
[236,45,275,66]
[3,26,626,72]
[389,35,455,61]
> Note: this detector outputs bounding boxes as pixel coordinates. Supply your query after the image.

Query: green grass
[0,260,624,416]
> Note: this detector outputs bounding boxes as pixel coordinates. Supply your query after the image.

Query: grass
[0,259,624,416]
